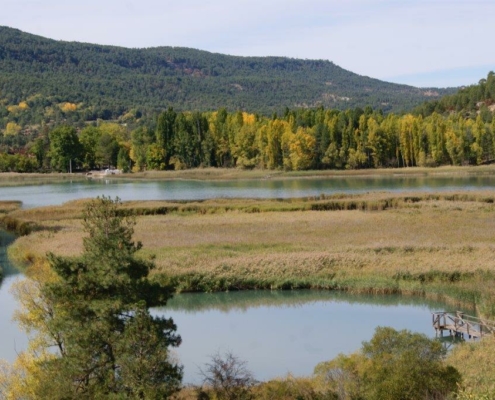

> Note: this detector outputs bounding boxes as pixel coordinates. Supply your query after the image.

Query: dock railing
[432,311,495,339]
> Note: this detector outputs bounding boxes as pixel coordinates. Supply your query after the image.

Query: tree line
[1,103,494,173]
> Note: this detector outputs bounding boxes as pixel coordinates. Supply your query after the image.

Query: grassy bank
[0,172,89,187]
[2,164,495,186]
[0,201,22,214]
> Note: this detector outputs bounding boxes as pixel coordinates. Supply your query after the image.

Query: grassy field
[5,191,495,315]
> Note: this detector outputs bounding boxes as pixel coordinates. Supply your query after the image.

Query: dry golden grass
[447,334,495,395]
[0,172,88,187]
[0,201,22,214]
[8,192,495,300]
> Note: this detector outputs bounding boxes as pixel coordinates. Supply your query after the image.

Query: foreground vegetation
[1,197,182,399]
[2,191,495,398]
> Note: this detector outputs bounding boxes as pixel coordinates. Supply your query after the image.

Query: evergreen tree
[38,197,182,399]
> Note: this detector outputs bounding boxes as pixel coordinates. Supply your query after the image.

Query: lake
[0,174,488,382]
[162,291,464,383]
[1,174,495,208]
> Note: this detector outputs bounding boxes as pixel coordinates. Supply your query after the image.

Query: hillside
[0,26,455,125]
[414,71,495,118]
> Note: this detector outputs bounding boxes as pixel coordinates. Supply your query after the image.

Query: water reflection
[0,175,495,208]
[156,290,472,384]
[0,230,27,363]
[0,229,17,285]
[164,289,467,314]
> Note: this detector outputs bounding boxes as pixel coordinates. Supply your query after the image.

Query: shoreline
[0,164,495,186]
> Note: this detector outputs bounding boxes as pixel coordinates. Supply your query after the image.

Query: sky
[1,0,494,88]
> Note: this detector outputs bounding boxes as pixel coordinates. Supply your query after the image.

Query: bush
[199,351,256,400]
[315,327,461,400]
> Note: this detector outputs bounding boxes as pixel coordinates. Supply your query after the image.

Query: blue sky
[2,0,494,88]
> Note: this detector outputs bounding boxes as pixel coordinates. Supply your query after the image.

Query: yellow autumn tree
[242,112,256,125]
[289,127,316,170]
[7,105,21,114]
[59,102,77,112]
[367,116,387,168]
[398,114,416,167]
[4,122,22,136]
[0,260,59,399]
[234,123,258,169]
[445,118,465,165]
[98,122,128,145]
[263,120,289,169]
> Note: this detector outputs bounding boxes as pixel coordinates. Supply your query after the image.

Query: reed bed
[0,201,21,214]
[6,191,495,316]
[87,164,495,181]
[2,165,494,187]
[0,172,88,187]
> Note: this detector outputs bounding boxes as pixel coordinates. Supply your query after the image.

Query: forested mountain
[3,26,495,175]
[0,25,454,127]
[415,71,495,119]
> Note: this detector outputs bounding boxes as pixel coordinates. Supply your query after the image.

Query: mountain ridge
[0,25,455,120]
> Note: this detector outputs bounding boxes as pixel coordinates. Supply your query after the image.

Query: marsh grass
[0,201,21,214]
[86,164,495,181]
[0,172,88,187]
[6,190,495,316]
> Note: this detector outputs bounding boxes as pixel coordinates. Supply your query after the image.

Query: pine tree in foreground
[38,196,182,399]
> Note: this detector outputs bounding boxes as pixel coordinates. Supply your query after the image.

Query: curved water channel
[0,174,490,383]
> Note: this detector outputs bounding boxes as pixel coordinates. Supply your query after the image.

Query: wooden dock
[432,311,495,339]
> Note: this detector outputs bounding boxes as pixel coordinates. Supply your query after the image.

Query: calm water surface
[1,174,495,208]
[0,175,488,382]
[160,291,466,383]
